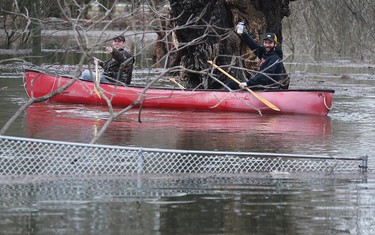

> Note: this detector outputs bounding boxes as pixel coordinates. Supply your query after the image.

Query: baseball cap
[112,35,125,42]
[263,33,277,43]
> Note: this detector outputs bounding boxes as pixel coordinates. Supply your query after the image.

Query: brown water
[1,69,375,234]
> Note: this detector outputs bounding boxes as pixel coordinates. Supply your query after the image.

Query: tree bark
[169,0,295,89]
[31,0,42,65]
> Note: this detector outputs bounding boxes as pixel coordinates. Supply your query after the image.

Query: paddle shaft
[207,60,280,111]
[170,78,186,89]
[94,61,101,98]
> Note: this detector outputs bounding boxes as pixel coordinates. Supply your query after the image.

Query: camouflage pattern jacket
[99,47,134,85]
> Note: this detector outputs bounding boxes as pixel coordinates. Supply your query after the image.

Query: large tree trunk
[169,0,295,89]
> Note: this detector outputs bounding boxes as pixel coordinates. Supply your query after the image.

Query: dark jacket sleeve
[98,61,105,68]
[98,48,128,69]
[241,32,265,59]
[112,48,127,63]
[247,73,271,86]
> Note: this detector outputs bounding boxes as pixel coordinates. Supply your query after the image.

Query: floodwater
[1,65,375,234]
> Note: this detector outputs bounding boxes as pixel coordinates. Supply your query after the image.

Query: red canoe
[24,69,334,116]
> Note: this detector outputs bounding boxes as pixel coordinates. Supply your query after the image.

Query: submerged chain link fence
[0,135,367,176]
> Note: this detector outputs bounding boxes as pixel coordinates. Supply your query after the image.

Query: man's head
[263,33,277,52]
[112,35,126,48]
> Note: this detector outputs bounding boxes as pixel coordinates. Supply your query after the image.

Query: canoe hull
[24,69,334,116]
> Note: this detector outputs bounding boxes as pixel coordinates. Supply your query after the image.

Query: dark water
[1,70,375,234]
[0,176,374,235]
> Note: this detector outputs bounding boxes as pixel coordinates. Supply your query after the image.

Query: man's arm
[241,33,264,58]
[111,48,127,62]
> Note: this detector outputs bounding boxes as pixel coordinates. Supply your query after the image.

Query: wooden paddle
[170,78,186,89]
[93,59,101,99]
[207,60,280,111]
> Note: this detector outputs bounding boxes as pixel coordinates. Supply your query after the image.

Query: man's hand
[239,82,247,89]
[104,45,113,53]
[93,57,101,65]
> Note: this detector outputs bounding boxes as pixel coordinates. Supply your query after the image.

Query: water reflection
[25,103,332,153]
[0,176,373,235]
[1,71,374,235]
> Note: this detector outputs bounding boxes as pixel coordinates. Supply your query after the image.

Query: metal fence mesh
[0,135,367,176]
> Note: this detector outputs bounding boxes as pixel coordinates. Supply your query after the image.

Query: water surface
[1,69,375,234]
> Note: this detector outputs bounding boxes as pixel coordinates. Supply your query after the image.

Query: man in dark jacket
[230,27,288,90]
[81,35,134,85]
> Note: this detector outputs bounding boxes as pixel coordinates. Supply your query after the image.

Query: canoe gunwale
[24,68,335,94]
[24,68,335,116]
